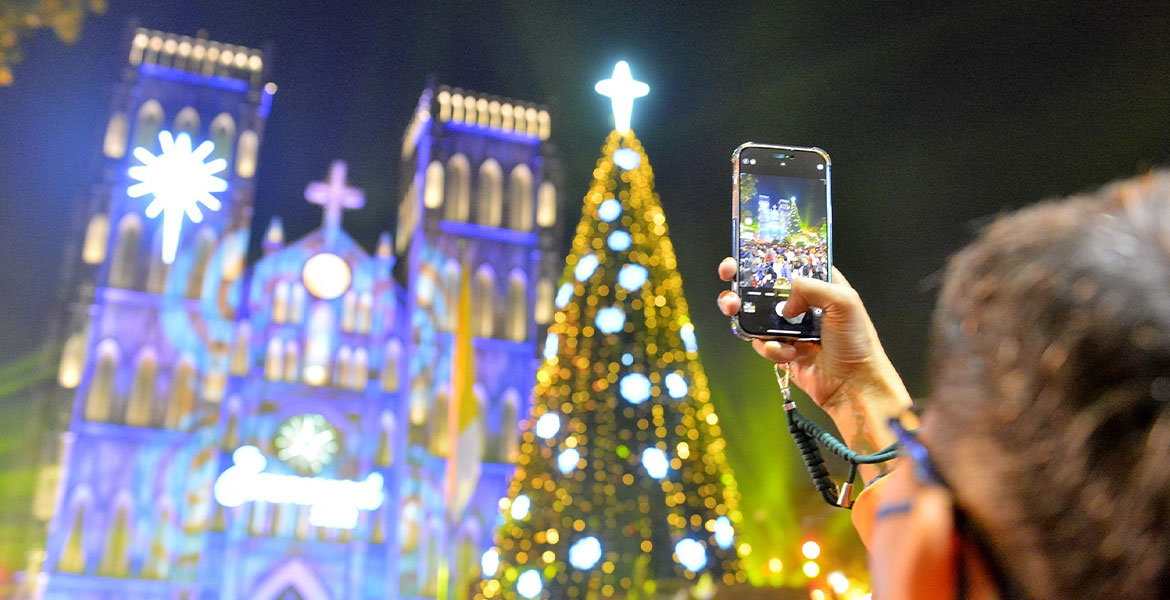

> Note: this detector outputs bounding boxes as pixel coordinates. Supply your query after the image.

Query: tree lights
[478,71,742,598]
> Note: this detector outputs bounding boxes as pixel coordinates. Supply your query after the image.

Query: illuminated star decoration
[127,130,228,264]
[274,414,340,474]
[595,60,649,134]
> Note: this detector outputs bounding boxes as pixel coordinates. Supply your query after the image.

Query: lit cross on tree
[127,131,228,264]
[305,160,365,233]
[595,61,650,134]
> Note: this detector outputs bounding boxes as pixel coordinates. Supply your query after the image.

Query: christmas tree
[478,63,742,600]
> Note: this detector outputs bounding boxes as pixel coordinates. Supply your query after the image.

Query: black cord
[776,364,899,508]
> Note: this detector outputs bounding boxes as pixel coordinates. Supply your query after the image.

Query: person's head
[879,173,1170,599]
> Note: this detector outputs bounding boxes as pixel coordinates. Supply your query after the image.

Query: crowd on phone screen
[739,238,828,288]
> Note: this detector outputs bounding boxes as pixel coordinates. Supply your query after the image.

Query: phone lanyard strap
[775,363,899,508]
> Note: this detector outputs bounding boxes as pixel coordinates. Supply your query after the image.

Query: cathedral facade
[35,27,560,600]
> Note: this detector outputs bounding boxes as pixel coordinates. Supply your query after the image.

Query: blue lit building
[33,27,562,600]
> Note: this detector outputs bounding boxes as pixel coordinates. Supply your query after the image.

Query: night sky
[2,0,1169,569]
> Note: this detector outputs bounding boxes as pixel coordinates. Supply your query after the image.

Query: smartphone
[731,143,832,341]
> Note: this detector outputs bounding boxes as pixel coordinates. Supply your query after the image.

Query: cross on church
[305,160,365,231]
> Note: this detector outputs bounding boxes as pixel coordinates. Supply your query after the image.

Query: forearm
[823,360,913,482]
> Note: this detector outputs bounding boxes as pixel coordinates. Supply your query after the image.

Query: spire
[263,217,284,254]
[376,232,393,258]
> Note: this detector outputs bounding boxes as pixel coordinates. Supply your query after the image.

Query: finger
[781,276,861,320]
[831,266,852,288]
[718,257,737,282]
[717,290,741,316]
[751,339,797,363]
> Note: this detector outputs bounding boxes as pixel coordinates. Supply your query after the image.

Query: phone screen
[734,145,831,339]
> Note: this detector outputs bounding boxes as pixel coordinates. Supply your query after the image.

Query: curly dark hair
[927,173,1170,599]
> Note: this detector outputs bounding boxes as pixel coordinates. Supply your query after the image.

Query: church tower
[39,27,272,598]
[394,85,562,599]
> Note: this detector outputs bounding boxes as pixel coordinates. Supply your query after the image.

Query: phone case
[731,142,833,342]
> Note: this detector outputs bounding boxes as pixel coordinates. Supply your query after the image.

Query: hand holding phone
[731,143,832,341]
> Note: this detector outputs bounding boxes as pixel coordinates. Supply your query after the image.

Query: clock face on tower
[274,414,341,475]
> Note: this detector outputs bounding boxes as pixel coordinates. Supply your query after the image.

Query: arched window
[430,385,449,456]
[375,411,395,467]
[476,159,503,227]
[125,348,158,426]
[145,228,168,294]
[236,130,259,178]
[173,107,200,138]
[82,213,110,265]
[98,504,132,577]
[500,388,520,463]
[273,281,290,324]
[444,154,471,221]
[103,112,129,159]
[109,214,142,289]
[357,292,373,333]
[58,332,86,389]
[265,338,283,380]
[185,228,216,299]
[165,357,196,430]
[334,346,352,388]
[303,303,334,386]
[409,376,429,427]
[289,285,306,324]
[506,270,528,342]
[86,339,119,422]
[534,278,554,325]
[507,164,533,231]
[351,348,369,390]
[209,112,236,163]
[341,291,358,332]
[536,181,557,228]
[230,323,250,375]
[57,495,89,573]
[424,161,444,210]
[473,265,495,338]
[283,340,300,383]
[132,100,164,152]
[380,340,401,392]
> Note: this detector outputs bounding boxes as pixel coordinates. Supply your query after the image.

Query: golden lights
[478,128,743,599]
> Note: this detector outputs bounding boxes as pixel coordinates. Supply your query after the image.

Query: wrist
[822,361,912,453]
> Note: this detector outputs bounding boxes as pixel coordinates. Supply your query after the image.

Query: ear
[875,485,960,600]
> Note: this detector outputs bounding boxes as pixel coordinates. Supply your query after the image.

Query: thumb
[781,277,861,320]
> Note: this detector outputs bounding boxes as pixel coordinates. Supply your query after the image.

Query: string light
[479,127,741,599]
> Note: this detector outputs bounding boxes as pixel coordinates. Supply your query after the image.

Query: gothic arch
[109,213,142,289]
[164,356,197,430]
[125,347,158,426]
[380,339,402,392]
[444,154,471,221]
[82,213,109,265]
[476,159,503,227]
[103,112,129,159]
[507,163,533,231]
[58,331,86,389]
[499,388,521,463]
[132,99,164,152]
[236,130,259,178]
[505,270,528,342]
[209,112,236,163]
[473,265,495,338]
[536,181,557,228]
[424,160,444,210]
[185,227,217,299]
[173,107,200,138]
[86,339,119,422]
